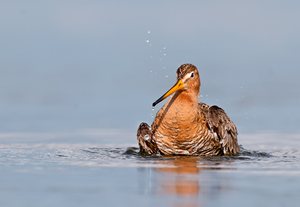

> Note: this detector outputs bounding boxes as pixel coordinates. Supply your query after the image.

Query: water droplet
[144,135,150,141]
[151,107,155,118]
[149,70,153,73]
[163,53,167,56]
[163,47,167,50]
[165,75,169,78]
[146,39,150,43]
[147,30,151,34]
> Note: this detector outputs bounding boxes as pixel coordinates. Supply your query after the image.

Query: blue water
[1,132,299,207]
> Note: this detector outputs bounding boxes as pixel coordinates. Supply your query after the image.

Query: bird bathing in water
[137,64,240,156]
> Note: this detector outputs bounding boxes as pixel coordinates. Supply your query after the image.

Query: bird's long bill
[152,80,184,107]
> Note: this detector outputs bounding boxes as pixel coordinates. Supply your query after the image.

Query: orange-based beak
[152,79,184,107]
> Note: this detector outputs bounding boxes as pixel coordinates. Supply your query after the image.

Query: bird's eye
[190,72,194,78]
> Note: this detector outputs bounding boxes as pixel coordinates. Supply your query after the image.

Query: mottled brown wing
[137,122,158,155]
[202,104,240,155]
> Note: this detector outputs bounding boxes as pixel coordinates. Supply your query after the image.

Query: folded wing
[200,103,240,155]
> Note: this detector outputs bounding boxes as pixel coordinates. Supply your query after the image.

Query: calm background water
[0,1,300,207]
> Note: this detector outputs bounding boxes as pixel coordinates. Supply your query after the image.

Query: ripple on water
[0,139,299,175]
[52,145,298,173]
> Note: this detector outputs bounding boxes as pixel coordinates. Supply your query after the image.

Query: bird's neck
[173,90,199,108]
[166,91,199,117]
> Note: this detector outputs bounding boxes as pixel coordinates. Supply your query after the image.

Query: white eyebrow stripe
[182,72,194,82]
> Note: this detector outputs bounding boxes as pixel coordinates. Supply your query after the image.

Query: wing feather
[200,103,240,155]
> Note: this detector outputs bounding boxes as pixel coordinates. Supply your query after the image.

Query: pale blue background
[1,0,299,133]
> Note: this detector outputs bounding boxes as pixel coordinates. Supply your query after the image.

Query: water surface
[1,132,299,207]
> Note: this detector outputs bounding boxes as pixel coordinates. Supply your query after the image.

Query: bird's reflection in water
[156,157,200,197]
[155,156,202,207]
[138,156,232,207]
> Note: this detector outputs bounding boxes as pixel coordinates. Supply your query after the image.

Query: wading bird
[137,64,239,156]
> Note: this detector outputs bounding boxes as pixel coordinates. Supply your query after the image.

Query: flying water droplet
[151,107,155,118]
[147,30,151,34]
